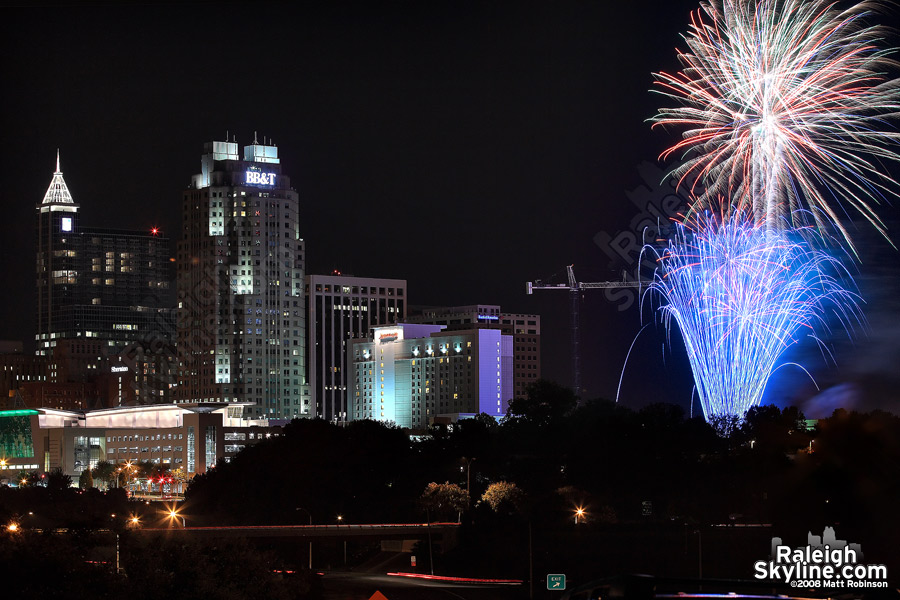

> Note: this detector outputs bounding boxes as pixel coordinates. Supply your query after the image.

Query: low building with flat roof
[0,403,279,483]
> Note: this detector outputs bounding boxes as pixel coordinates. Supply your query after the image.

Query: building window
[187,426,195,473]
[205,425,216,470]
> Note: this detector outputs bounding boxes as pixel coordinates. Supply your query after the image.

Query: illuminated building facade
[36,154,175,357]
[307,274,406,422]
[0,404,280,480]
[349,323,514,429]
[176,139,309,418]
[34,154,176,402]
[406,304,541,399]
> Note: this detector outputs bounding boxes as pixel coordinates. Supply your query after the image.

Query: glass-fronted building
[35,153,176,402]
[0,404,279,482]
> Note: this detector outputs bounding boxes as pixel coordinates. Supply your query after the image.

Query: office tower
[35,153,176,402]
[307,274,406,421]
[177,138,309,418]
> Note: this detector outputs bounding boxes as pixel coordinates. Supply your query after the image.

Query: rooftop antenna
[225,129,229,143]
[56,149,60,173]
[253,131,258,144]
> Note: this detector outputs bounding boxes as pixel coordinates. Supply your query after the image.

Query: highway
[321,572,523,600]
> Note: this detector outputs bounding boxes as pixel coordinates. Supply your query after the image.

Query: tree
[740,405,810,454]
[419,482,469,523]
[78,468,94,490]
[92,460,116,489]
[45,468,72,492]
[468,412,499,430]
[134,460,155,480]
[504,380,577,428]
[481,481,526,514]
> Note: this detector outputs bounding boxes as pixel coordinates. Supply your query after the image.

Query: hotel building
[349,323,514,430]
[35,154,176,402]
[406,304,541,399]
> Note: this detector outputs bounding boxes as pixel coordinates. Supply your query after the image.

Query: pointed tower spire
[42,150,75,205]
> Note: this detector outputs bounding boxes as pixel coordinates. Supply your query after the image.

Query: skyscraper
[36,152,80,349]
[176,138,309,419]
[35,153,176,403]
[307,273,407,422]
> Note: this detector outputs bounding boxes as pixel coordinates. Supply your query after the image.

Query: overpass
[135,522,460,540]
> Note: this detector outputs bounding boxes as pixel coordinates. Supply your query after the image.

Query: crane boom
[525,265,647,400]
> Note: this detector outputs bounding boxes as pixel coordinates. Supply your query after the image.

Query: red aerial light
[150,227,159,235]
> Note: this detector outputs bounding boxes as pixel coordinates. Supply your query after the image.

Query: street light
[296,507,313,570]
[461,457,476,507]
[7,522,18,533]
[574,507,585,524]
[167,508,185,527]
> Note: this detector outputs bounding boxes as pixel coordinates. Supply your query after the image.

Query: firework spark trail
[644,215,861,421]
[651,0,900,250]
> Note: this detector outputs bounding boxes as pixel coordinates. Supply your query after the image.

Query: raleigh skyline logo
[754,526,888,589]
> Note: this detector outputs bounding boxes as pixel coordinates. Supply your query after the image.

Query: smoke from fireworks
[645,215,861,421]
[651,0,900,249]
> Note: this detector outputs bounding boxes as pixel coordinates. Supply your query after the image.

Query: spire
[42,151,75,205]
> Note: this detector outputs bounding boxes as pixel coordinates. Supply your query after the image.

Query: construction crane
[526,265,643,400]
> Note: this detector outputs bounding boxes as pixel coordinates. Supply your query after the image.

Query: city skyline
[2,2,898,415]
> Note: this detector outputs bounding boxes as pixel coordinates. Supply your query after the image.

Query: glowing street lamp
[574,507,585,524]
[166,507,185,527]
[7,522,19,533]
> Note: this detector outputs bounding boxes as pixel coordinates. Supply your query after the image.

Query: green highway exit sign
[547,574,566,590]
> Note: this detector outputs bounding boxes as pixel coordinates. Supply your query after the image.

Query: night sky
[2,2,898,416]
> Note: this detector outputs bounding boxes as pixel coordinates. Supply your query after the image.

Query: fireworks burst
[652,0,900,249]
[645,214,861,421]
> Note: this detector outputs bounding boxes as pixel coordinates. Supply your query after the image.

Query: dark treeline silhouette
[3,380,899,586]
[179,380,900,579]
[0,531,320,600]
